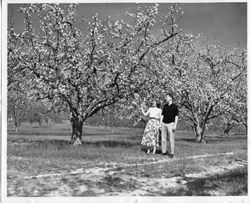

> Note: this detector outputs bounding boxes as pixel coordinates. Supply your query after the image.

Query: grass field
[7,122,247,196]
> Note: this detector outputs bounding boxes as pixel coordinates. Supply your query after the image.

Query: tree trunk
[70,116,83,145]
[223,122,235,136]
[243,123,247,134]
[223,128,230,136]
[194,124,206,143]
[38,118,42,126]
[14,121,19,132]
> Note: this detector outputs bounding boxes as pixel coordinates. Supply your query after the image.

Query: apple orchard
[8,4,247,144]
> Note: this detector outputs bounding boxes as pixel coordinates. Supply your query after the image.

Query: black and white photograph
[1,0,248,200]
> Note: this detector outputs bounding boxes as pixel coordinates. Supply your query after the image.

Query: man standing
[160,93,179,158]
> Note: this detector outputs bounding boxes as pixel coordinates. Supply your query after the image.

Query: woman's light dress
[141,107,162,148]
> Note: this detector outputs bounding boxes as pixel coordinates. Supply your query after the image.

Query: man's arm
[160,107,164,124]
[173,116,178,131]
[160,115,163,125]
[173,105,179,131]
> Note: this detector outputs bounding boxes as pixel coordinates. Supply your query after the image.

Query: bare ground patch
[7,150,247,196]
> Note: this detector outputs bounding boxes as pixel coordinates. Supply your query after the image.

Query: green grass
[7,123,248,196]
[8,124,247,175]
[8,133,247,179]
[114,152,246,179]
[8,122,142,137]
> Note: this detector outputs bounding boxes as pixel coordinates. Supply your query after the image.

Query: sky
[8,2,247,48]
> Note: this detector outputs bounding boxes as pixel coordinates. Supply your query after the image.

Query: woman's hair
[156,102,161,108]
[151,100,161,108]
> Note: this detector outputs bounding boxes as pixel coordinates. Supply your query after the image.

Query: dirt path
[105,160,246,196]
[10,151,239,179]
[7,150,247,196]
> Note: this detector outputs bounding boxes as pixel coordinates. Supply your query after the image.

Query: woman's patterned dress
[141,118,161,147]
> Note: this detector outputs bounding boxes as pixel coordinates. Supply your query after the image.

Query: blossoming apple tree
[8,3,183,144]
[8,17,31,131]
[115,33,247,143]
[162,36,247,142]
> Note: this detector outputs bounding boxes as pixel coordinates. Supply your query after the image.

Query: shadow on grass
[176,137,223,144]
[140,146,163,154]
[9,139,139,149]
[81,140,136,148]
[97,174,138,193]
[164,167,247,196]
[177,135,247,144]
[8,131,71,136]
[8,125,144,137]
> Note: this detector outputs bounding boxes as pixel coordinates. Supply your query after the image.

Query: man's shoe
[162,152,167,156]
[169,154,174,158]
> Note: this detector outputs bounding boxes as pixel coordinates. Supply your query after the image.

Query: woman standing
[140,101,162,154]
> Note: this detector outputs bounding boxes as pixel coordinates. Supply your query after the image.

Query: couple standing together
[140,93,178,158]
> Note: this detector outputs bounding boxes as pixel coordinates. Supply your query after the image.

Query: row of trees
[7,93,60,132]
[115,37,247,142]
[8,3,247,144]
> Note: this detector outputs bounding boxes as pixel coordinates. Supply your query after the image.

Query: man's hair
[166,93,174,101]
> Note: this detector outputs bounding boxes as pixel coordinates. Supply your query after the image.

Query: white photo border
[1,0,249,203]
